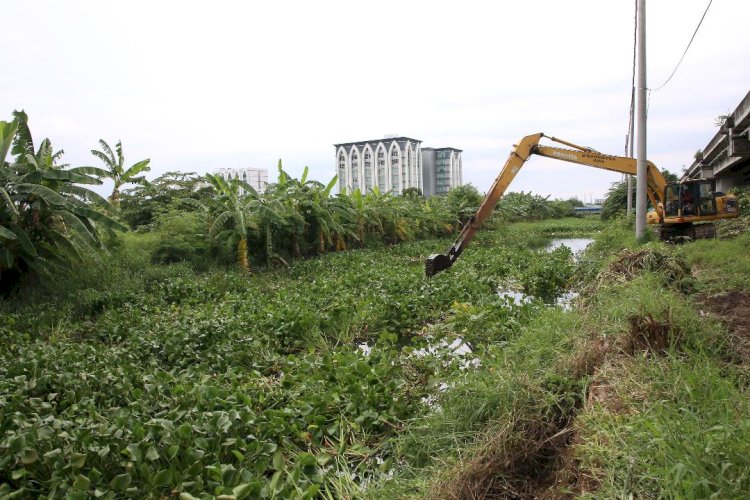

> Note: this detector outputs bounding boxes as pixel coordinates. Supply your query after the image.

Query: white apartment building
[214,167,268,195]
[334,136,462,196]
[334,137,423,196]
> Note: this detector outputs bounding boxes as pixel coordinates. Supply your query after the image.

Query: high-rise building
[334,137,422,196]
[421,147,463,197]
[334,137,462,196]
[214,167,268,195]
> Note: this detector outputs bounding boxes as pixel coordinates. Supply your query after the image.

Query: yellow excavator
[425,133,740,277]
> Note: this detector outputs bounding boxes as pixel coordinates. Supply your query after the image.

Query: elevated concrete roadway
[683,90,750,192]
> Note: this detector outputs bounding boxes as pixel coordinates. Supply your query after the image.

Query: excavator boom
[425,133,543,276]
[425,133,735,277]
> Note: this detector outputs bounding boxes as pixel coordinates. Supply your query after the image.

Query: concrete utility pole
[627,117,634,214]
[635,0,648,238]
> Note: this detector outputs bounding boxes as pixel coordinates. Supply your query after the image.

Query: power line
[652,0,713,91]
[625,0,638,154]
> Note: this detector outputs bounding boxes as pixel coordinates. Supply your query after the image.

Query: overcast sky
[2,0,749,201]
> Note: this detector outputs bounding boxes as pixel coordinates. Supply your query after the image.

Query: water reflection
[546,238,593,255]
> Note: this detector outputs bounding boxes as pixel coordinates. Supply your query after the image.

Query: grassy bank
[371,222,750,498]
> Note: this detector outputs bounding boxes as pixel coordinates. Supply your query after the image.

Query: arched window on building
[351,149,360,192]
[363,145,373,192]
[376,144,387,192]
[338,151,347,193]
[390,145,401,194]
[403,143,412,189]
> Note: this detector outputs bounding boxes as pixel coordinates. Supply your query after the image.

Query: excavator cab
[664,180,717,218]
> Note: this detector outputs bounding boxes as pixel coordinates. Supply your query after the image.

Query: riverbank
[372,222,750,498]
[3,217,748,498]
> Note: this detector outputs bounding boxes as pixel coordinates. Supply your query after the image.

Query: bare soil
[699,291,750,364]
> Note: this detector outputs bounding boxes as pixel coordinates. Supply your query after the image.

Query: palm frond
[210,211,235,238]
[237,180,258,197]
[69,166,111,179]
[205,173,232,198]
[180,197,209,212]
[51,148,65,164]
[0,187,18,217]
[115,141,124,169]
[16,183,70,206]
[58,184,110,206]
[122,158,151,180]
[11,110,34,157]
[91,149,115,169]
[0,119,19,165]
[45,230,84,262]
[34,168,101,185]
[0,248,14,269]
[323,175,338,197]
[73,206,128,232]
[97,139,116,165]
[60,211,99,247]
[23,153,39,169]
[12,226,37,256]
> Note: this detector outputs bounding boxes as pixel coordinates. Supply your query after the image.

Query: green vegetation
[2,110,586,290]
[0,217,587,498]
[3,199,750,498]
[0,112,124,289]
[2,110,749,498]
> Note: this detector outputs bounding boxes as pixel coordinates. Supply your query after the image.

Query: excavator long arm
[425,133,667,277]
[534,143,666,208]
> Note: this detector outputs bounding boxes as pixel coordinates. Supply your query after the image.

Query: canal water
[546,237,593,255]
[497,237,594,307]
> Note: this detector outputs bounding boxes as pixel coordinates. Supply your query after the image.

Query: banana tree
[348,187,388,246]
[203,173,257,272]
[1,111,126,279]
[246,191,298,267]
[270,160,310,258]
[89,139,151,206]
[0,118,19,241]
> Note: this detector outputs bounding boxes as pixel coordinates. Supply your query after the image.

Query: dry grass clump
[621,312,682,355]
[566,308,681,380]
[581,247,691,298]
[429,410,575,500]
[566,335,611,380]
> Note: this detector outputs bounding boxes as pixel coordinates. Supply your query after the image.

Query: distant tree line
[0,110,586,289]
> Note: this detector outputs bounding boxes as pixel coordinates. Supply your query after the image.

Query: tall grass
[370,221,750,498]
[681,232,750,292]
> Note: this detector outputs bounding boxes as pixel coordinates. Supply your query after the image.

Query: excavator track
[655,222,716,241]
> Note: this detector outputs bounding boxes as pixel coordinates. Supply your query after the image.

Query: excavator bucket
[425,253,453,277]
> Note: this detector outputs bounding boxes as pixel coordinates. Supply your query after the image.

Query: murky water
[546,238,593,255]
[495,237,593,308]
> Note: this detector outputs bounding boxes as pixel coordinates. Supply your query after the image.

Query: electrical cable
[652,0,713,91]
[625,0,637,155]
